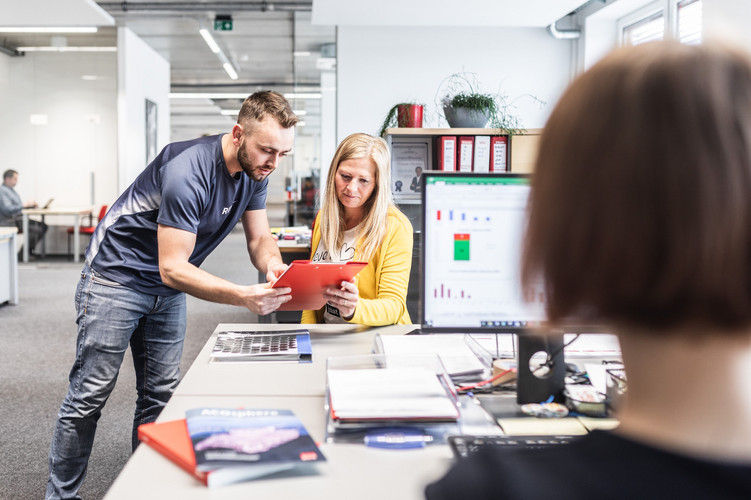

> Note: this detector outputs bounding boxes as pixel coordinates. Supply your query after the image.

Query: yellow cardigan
[300,207,413,325]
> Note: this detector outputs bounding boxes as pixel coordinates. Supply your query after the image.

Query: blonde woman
[301,133,413,325]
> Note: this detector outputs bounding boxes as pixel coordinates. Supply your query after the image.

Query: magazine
[210,329,312,362]
[185,407,326,473]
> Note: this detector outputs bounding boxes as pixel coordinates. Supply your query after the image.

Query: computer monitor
[420,172,544,333]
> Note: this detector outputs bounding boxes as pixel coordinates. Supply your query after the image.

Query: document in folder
[272,260,367,311]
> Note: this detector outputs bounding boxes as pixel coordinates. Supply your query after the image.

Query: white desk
[21,206,94,263]
[104,324,451,500]
[0,227,18,305]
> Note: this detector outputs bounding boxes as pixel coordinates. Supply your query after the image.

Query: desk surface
[22,206,94,216]
[0,227,18,237]
[105,324,615,500]
[105,394,452,500]
[174,323,415,397]
[105,324,447,500]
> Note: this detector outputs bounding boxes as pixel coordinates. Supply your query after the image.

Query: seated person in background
[425,41,751,500]
[0,169,47,254]
[301,133,413,325]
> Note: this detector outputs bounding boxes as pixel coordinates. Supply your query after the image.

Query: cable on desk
[456,368,515,393]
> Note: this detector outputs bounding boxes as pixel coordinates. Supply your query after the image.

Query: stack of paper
[373,334,491,382]
[327,366,459,423]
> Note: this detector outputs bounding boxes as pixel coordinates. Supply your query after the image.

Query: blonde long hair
[319,133,395,261]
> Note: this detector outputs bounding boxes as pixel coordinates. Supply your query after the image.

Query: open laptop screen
[420,172,545,332]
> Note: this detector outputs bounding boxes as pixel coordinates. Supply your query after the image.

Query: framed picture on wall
[145,99,158,164]
[391,137,431,201]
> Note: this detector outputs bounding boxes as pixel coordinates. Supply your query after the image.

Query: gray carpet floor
[0,227,265,500]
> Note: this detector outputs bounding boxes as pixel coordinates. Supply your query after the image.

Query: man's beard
[238,146,273,182]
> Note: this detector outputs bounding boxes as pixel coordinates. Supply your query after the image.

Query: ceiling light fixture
[284,93,322,100]
[169,92,249,99]
[198,27,238,81]
[18,46,116,52]
[198,28,221,53]
[0,27,98,33]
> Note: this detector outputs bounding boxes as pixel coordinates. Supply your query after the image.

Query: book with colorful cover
[185,408,326,473]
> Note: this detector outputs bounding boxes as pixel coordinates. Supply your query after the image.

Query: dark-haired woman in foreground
[426,41,751,499]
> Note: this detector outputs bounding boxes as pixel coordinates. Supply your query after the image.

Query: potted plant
[438,72,536,133]
[378,102,424,137]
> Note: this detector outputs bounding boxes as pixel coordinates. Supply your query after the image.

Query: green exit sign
[214,16,233,31]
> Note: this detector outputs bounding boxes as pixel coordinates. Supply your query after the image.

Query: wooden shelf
[384,127,542,136]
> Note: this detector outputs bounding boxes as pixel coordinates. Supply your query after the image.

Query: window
[677,0,702,45]
[619,0,702,46]
[623,11,665,45]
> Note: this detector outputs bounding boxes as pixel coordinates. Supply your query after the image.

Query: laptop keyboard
[448,434,579,459]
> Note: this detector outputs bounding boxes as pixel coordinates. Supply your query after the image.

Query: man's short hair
[522,41,751,333]
[3,170,18,180]
[237,90,299,133]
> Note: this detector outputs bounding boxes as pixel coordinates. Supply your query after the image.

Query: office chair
[67,204,107,259]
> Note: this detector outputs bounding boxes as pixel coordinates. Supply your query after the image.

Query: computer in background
[420,172,543,334]
[418,172,615,404]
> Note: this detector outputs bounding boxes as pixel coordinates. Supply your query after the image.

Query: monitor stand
[516,333,566,404]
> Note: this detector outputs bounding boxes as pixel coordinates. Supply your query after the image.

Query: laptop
[42,198,54,209]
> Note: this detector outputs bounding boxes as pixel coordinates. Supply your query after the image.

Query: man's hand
[240,283,292,315]
[266,261,288,283]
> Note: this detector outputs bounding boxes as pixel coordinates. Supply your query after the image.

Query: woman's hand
[323,278,358,319]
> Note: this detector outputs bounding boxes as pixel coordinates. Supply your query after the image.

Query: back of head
[237,90,299,133]
[523,41,751,333]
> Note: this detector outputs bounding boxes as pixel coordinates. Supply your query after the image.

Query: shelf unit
[383,127,542,324]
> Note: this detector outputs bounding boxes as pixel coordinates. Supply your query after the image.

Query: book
[271,260,368,311]
[490,136,508,172]
[327,366,460,423]
[458,136,474,172]
[472,136,491,173]
[138,419,209,486]
[210,329,312,362]
[436,136,457,171]
[138,419,298,488]
[186,408,326,474]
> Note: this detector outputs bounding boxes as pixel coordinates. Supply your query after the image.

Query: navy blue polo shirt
[86,134,267,296]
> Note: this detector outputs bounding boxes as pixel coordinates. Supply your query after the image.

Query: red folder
[138,419,208,486]
[436,136,457,171]
[272,260,368,311]
[490,136,508,172]
[458,136,474,172]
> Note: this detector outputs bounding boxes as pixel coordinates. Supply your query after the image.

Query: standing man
[46,91,296,499]
[0,169,47,254]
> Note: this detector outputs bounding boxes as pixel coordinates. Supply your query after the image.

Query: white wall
[0,46,118,248]
[117,27,171,192]
[703,0,751,49]
[336,26,574,143]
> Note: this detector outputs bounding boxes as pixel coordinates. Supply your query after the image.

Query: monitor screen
[421,172,545,332]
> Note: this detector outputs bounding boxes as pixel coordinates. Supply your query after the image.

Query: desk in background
[21,206,94,263]
[0,227,18,305]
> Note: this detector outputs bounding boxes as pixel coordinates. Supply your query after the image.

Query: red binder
[272,260,368,311]
[436,136,457,171]
[138,419,208,486]
[490,136,508,172]
[458,136,474,172]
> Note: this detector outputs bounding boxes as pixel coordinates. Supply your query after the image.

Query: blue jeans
[46,264,186,500]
